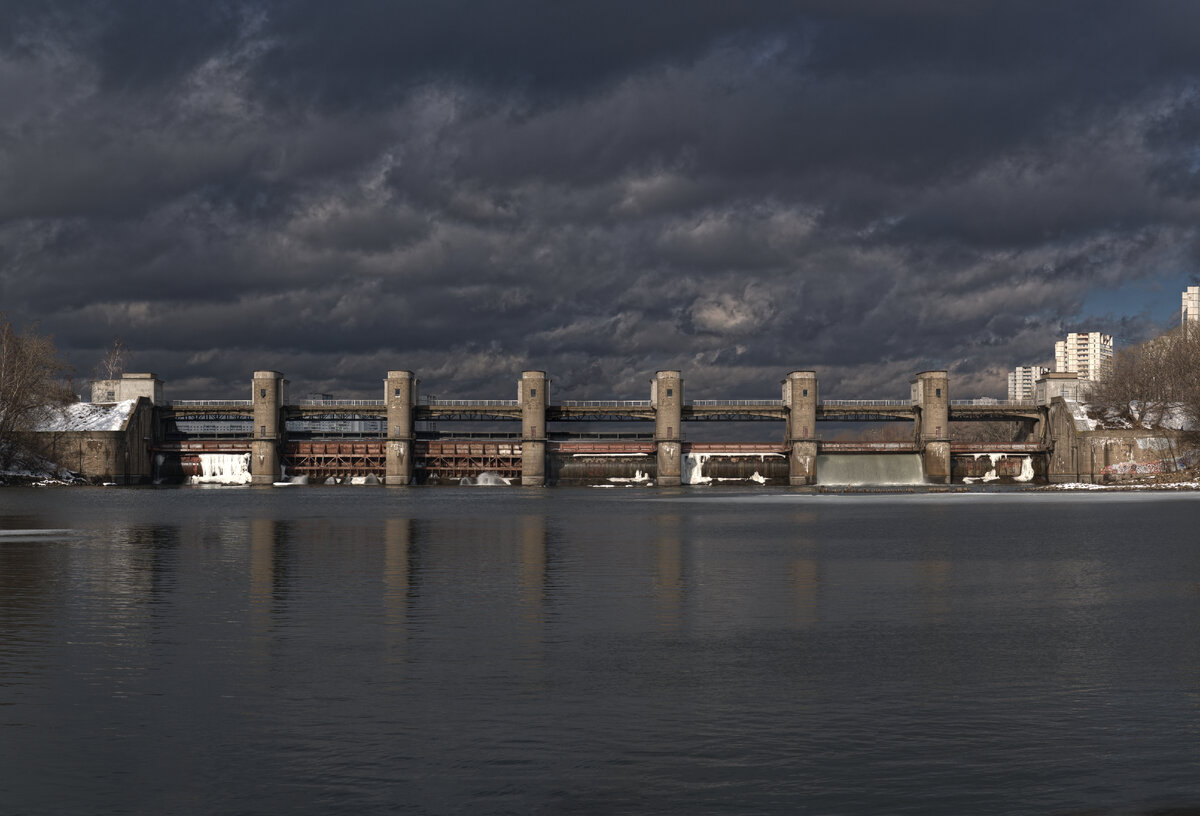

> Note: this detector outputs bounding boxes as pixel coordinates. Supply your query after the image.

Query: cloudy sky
[3,1,1200,401]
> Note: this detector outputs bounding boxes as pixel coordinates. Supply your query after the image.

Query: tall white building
[1007,365,1048,402]
[1183,285,1200,328]
[1054,332,1113,382]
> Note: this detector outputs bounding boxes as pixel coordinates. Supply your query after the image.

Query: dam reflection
[654,513,684,632]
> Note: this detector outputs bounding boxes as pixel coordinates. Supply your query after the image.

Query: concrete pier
[912,370,951,484]
[385,370,416,486]
[653,370,683,486]
[520,371,548,486]
[251,370,287,484]
[784,371,819,485]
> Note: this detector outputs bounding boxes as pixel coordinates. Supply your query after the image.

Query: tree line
[1086,325,1200,430]
[0,316,72,469]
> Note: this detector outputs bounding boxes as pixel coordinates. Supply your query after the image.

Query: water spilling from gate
[816,453,925,486]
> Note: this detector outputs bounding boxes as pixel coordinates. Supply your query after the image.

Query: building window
[666,388,673,398]
[531,388,536,398]
[935,388,942,398]
[260,425,267,437]
[394,388,401,398]
[667,425,673,437]
[802,389,808,397]
[260,388,266,398]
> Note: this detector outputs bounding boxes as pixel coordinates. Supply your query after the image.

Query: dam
[43,368,1062,486]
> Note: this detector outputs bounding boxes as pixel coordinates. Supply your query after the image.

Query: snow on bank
[34,399,136,433]
[1040,481,1200,491]
[0,444,81,485]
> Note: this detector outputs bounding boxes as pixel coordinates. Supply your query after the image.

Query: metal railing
[169,399,253,407]
[422,399,520,407]
[691,399,784,406]
[951,399,1036,407]
[560,400,652,407]
[298,399,385,406]
[820,399,911,407]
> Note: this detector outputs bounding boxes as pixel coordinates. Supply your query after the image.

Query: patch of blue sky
[1081,270,1197,326]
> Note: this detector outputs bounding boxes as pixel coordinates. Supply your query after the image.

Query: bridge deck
[158,400,1047,425]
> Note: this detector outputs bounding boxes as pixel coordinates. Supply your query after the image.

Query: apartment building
[1183,285,1200,327]
[1007,365,1048,402]
[1054,332,1113,382]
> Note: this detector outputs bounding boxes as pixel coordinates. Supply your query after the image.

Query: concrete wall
[90,373,164,405]
[31,397,156,484]
[1045,398,1194,483]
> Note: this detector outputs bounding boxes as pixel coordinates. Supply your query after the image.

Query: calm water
[2,485,1200,815]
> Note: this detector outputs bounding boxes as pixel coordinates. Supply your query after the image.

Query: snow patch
[683,452,778,485]
[34,399,136,433]
[607,470,651,484]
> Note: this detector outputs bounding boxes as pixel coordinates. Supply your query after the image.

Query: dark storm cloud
[4,1,1200,401]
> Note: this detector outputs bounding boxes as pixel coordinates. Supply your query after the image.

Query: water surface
[2,486,1200,815]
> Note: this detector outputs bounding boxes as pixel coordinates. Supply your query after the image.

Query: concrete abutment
[385,370,416,486]
[251,370,286,485]
[784,371,819,485]
[912,370,951,484]
[520,371,548,486]
[653,371,683,486]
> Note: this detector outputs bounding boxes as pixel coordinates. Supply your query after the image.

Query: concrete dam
[66,368,1058,487]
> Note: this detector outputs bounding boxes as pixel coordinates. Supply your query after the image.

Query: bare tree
[0,315,72,468]
[1088,327,1200,430]
[95,337,129,380]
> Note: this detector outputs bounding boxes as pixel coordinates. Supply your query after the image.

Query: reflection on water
[654,513,683,632]
[2,488,1200,815]
[383,517,413,663]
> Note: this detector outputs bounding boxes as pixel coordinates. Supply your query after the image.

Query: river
[2,485,1200,815]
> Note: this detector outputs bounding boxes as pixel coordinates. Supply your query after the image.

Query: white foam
[460,471,512,486]
[189,453,252,485]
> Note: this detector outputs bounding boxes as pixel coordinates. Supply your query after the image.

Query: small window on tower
[802,389,808,397]
[531,388,536,398]
[260,388,266,398]
[394,388,401,398]
[666,388,673,398]
[936,388,942,398]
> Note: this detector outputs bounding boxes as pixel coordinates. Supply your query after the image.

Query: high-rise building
[1183,285,1200,328]
[1007,365,1048,402]
[1054,332,1113,382]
